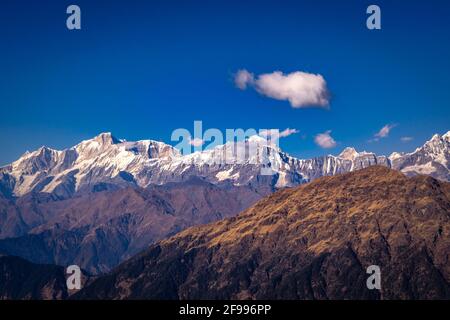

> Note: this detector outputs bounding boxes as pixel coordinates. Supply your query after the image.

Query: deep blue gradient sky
[1,0,449,165]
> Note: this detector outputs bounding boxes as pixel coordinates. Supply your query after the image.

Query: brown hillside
[76,166,450,300]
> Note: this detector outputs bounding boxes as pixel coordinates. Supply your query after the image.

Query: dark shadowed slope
[0,255,69,300]
[75,166,450,300]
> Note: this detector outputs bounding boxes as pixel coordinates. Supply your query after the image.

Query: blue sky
[0,0,449,165]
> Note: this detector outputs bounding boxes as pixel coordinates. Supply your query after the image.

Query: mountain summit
[338,147,360,160]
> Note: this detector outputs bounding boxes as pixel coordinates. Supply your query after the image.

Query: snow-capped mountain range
[1,131,449,198]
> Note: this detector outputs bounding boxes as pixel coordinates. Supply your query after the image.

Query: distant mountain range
[0,180,263,274]
[0,131,448,274]
[1,131,449,199]
[74,166,450,299]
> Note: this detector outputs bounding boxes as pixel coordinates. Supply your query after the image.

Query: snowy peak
[93,132,121,145]
[75,132,120,154]
[389,152,405,161]
[419,132,449,157]
[443,131,450,141]
[73,132,179,161]
[388,131,449,181]
[338,147,359,160]
[0,133,184,197]
[123,139,180,159]
[10,145,61,175]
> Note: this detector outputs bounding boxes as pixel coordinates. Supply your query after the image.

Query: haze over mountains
[0,132,448,274]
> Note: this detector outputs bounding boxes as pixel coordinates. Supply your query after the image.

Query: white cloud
[234,69,254,90]
[234,69,330,108]
[314,130,337,149]
[400,136,413,142]
[259,128,299,139]
[188,137,204,147]
[279,128,299,138]
[375,124,396,139]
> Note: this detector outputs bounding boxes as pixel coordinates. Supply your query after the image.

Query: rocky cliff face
[75,167,450,300]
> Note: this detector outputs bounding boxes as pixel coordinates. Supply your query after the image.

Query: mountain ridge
[0,179,264,273]
[1,131,449,199]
